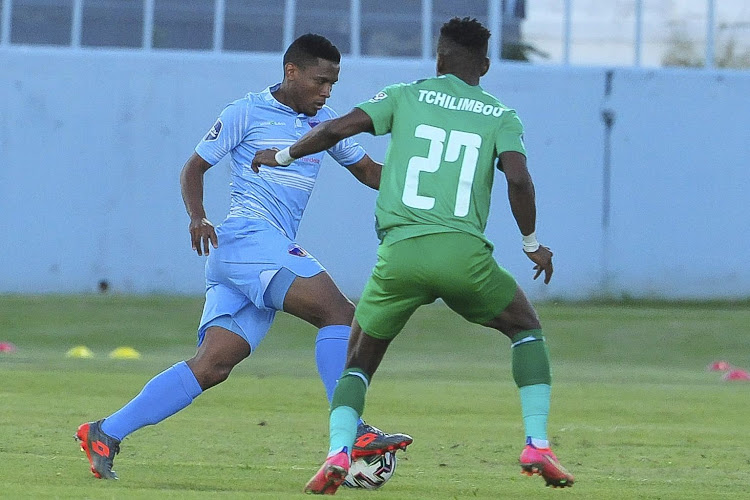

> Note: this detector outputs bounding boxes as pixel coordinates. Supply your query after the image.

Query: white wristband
[274,147,295,166]
[522,231,540,253]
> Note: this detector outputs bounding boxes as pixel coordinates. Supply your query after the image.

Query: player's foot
[519,439,574,488]
[75,419,121,479]
[303,450,350,495]
[352,421,413,459]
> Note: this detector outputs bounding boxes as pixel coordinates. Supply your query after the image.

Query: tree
[662,24,750,69]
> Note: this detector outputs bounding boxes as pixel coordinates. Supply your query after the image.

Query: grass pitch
[1,295,749,499]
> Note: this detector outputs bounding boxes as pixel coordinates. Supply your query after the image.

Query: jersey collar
[261,83,312,120]
[441,73,484,91]
[261,83,295,112]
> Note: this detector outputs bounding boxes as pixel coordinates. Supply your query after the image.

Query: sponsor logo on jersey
[288,243,308,257]
[417,90,506,117]
[204,119,222,141]
[369,91,388,102]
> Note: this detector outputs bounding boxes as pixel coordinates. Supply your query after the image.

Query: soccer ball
[343,451,397,489]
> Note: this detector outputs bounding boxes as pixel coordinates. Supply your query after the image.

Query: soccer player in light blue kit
[75,34,412,480]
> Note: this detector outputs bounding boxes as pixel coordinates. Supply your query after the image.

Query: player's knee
[201,365,233,389]
[315,296,355,328]
[487,311,541,338]
[518,311,541,331]
[509,317,541,336]
[335,298,356,322]
[213,364,234,385]
[187,357,234,389]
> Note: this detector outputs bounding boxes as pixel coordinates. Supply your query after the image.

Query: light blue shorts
[197,217,325,350]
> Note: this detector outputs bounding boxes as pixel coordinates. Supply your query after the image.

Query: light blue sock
[315,325,350,403]
[315,325,364,426]
[328,406,359,457]
[101,361,203,440]
[519,383,551,441]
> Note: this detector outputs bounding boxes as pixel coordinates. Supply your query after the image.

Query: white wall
[1,48,748,299]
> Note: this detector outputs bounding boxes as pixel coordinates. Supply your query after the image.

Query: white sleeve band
[522,231,540,253]
[274,147,295,166]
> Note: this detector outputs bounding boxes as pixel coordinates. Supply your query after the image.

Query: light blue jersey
[194,84,366,350]
[195,83,366,239]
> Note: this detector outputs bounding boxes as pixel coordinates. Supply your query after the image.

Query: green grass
[1,295,749,499]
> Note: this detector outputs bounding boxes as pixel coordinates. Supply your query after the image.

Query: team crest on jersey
[204,119,222,141]
[369,91,388,103]
[288,243,308,257]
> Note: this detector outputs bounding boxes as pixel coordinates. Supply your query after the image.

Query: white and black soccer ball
[343,451,397,489]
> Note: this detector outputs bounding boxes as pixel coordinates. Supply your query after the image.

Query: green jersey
[356,73,526,248]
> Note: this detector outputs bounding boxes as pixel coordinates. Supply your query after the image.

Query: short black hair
[283,34,341,68]
[438,17,491,58]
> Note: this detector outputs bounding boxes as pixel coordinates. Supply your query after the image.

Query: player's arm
[251,108,374,171]
[184,100,248,255]
[499,151,554,284]
[500,151,535,236]
[180,152,218,256]
[344,155,382,190]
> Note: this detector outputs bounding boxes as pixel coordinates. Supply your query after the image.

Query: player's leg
[305,239,427,494]
[327,320,392,456]
[434,232,573,487]
[94,324,248,439]
[98,283,261,440]
[246,232,354,403]
[484,289,573,487]
[76,276,271,480]
[304,319,392,494]
[276,269,355,402]
[434,234,551,445]
[74,325,246,480]
[270,266,413,458]
[483,286,551,445]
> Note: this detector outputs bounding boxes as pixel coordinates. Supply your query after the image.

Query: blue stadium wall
[1,49,749,299]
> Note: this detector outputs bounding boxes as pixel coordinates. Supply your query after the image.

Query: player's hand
[189,217,218,256]
[251,148,280,173]
[525,245,554,284]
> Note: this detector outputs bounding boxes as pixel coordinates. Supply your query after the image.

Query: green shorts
[355,232,518,340]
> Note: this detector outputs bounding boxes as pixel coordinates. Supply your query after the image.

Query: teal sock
[328,368,370,456]
[519,383,551,441]
[329,406,359,456]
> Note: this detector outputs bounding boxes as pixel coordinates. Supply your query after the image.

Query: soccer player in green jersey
[252,17,574,493]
